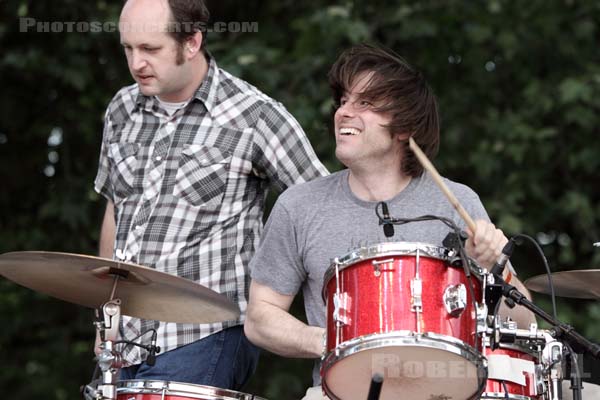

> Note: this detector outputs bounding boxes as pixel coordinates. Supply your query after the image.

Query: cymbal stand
[541,330,565,400]
[86,272,126,400]
[565,347,583,400]
[490,274,599,400]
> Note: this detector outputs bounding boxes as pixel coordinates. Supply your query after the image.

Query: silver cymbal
[525,269,600,299]
[0,251,239,323]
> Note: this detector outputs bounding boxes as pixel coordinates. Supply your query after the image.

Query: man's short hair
[328,43,440,177]
[167,0,210,48]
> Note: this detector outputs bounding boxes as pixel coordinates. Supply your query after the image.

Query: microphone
[485,238,517,318]
[491,238,515,277]
[381,202,395,238]
[145,334,160,366]
[146,345,160,366]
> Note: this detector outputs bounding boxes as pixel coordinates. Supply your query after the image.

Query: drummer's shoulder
[422,172,482,202]
[277,171,343,205]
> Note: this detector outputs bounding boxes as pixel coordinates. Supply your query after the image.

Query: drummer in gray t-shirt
[245,43,535,399]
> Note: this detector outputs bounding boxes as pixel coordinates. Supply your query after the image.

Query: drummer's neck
[348,169,412,202]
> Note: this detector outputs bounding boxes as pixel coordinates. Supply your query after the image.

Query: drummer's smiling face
[334,72,402,170]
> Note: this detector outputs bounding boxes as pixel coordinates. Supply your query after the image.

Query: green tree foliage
[1,1,600,398]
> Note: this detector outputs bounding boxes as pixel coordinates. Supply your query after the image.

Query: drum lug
[373,264,381,277]
[410,277,423,311]
[443,283,467,317]
[476,303,488,333]
[333,292,351,326]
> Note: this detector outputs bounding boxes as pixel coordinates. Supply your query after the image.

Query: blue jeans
[120,326,260,390]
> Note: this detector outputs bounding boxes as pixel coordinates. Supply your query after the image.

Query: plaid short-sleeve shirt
[94,56,328,366]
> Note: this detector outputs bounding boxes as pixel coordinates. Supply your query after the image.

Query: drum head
[322,333,486,400]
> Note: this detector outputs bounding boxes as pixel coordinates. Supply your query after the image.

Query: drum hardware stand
[83,265,163,400]
[494,276,600,357]
[85,269,127,400]
[565,348,584,400]
[484,265,522,351]
[441,231,468,267]
[486,318,546,344]
[542,331,564,400]
[491,274,600,400]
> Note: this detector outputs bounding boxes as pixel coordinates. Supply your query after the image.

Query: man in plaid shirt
[94,0,328,389]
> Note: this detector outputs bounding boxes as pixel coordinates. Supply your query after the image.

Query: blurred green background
[1,1,600,398]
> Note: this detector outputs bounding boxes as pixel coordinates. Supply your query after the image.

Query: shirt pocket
[174,144,232,207]
[108,142,140,201]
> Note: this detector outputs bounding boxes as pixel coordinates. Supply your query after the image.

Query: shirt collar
[134,52,219,114]
[192,52,219,113]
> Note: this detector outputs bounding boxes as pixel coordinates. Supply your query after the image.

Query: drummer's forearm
[245,282,324,358]
[99,201,116,258]
[246,302,324,358]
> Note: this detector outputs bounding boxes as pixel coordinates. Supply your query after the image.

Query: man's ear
[397,132,411,141]
[185,31,203,57]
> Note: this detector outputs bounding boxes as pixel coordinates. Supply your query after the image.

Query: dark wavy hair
[328,43,440,177]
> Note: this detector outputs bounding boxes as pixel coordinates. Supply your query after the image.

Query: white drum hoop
[480,394,532,400]
[321,330,488,379]
[116,380,266,400]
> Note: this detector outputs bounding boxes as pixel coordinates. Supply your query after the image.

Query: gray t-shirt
[249,169,490,384]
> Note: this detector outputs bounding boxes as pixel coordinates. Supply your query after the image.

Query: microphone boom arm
[497,277,600,359]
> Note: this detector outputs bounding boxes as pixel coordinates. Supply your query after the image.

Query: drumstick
[408,137,476,232]
[408,137,517,276]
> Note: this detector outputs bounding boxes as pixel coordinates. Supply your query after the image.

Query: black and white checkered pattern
[95,56,328,366]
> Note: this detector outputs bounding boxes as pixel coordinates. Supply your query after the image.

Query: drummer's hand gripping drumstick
[408,137,516,277]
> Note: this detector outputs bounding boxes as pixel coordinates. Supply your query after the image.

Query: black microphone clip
[380,202,395,238]
[145,343,161,366]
